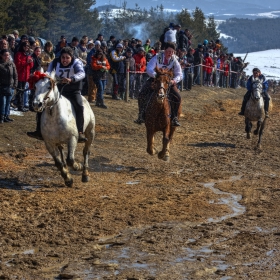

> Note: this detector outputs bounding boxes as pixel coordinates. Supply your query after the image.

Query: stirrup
[78,133,88,143]
[171,117,181,127]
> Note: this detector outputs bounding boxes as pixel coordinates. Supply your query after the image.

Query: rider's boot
[238,98,247,116]
[27,112,43,140]
[134,112,145,124]
[171,117,181,127]
[264,99,270,118]
[78,132,88,143]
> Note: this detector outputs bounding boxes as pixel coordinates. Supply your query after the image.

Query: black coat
[0,59,18,87]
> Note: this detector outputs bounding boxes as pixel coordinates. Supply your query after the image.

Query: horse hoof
[247,133,251,139]
[253,130,258,135]
[163,155,170,162]
[82,175,89,183]
[158,152,164,159]
[147,148,158,156]
[65,179,73,188]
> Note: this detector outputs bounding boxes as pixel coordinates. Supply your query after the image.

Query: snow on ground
[235,49,280,80]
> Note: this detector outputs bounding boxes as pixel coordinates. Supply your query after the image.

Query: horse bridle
[155,73,173,99]
[40,77,60,111]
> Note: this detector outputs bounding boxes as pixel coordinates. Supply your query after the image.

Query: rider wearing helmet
[238,68,269,117]
[134,42,183,126]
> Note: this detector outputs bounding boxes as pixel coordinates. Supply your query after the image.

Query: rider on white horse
[238,68,270,117]
[27,47,87,142]
[134,42,183,126]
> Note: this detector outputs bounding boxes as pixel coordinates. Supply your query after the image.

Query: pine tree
[8,0,47,36]
[0,0,13,34]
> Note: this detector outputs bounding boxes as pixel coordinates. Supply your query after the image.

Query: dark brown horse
[145,67,181,162]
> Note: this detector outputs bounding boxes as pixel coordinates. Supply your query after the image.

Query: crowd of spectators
[0,24,252,121]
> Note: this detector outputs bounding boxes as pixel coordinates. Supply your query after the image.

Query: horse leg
[146,129,158,155]
[81,127,95,182]
[158,135,170,162]
[245,118,252,139]
[66,138,83,171]
[45,143,73,187]
[257,119,267,149]
[254,120,261,135]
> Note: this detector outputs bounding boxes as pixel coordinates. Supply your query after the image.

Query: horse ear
[50,70,56,81]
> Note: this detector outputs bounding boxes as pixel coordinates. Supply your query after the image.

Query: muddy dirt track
[0,86,280,280]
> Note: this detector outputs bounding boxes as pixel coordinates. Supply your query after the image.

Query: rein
[41,77,61,112]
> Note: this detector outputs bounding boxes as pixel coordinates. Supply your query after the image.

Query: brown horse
[145,67,181,162]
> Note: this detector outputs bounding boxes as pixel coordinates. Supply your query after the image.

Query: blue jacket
[246,74,268,92]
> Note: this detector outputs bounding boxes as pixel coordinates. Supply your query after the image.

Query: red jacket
[133,53,146,72]
[14,51,34,82]
[203,56,213,74]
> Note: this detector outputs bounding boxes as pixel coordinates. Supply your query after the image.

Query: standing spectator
[107,35,116,49]
[77,39,87,66]
[41,41,55,72]
[164,23,177,45]
[125,48,136,99]
[143,39,152,53]
[87,41,94,51]
[0,49,18,123]
[179,29,190,50]
[109,43,126,100]
[184,47,194,90]
[193,44,204,85]
[203,52,214,86]
[7,36,16,60]
[14,34,29,54]
[55,35,67,55]
[67,37,79,59]
[13,30,20,44]
[133,47,146,98]
[96,33,104,43]
[91,50,110,108]
[29,46,42,110]
[14,41,33,111]
[129,39,137,54]
[0,39,9,52]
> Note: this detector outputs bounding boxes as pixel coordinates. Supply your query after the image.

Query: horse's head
[152,67,173,104]
[30,71,57,112]
[251,77,263,101]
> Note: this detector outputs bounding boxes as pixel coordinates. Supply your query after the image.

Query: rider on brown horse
[238,68,270,117]
[134,42,183,126]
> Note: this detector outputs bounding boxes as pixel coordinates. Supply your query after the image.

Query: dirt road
[0,86,280,279]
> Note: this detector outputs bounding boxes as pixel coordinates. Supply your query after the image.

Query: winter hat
[94,40,101,46]
[203,39,208,45]
[72,36,79,42]
[116,43,123,48]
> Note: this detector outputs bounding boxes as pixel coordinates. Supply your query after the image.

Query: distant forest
[0,1,221,49]
[219,17,280,53]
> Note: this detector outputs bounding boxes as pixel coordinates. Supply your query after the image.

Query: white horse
[244,77,272,149]
[32,72,95,187]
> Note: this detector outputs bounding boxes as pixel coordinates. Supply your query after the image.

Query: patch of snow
[235,49,280,79]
